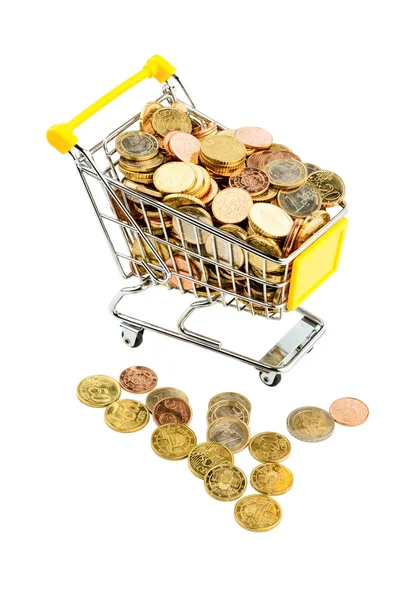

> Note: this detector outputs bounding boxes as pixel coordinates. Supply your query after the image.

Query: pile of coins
[114,100,345,302]
[77,369,368,532]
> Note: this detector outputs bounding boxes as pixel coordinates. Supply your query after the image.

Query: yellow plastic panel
[287,218,348,311]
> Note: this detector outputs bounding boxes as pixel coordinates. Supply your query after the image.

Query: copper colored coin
[153,396,193,426]
[200,178,219,204]
[119,366,158,394]
[164,130,180,154]
[235,127,273,149]
[165,254,203,290]
[229,168,270,196]
[169,132,201,163]
[329,397,369,426]
[281,219,304,257]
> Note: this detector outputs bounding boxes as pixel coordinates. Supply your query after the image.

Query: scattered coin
[207,416,250,453]
[204,464,247,501]
[119,366,158,394]
[287,406,335,442]
[249,432,291,462]
[77,375,121,408]
[329,397,369,426]
[206,399,250,425]
[188,442,234,479]
[104,399,150,433]
[151,423,197,460]
[153,397,192,426]
[234,494,282,532]
[250,463,293,495]
[146,387,189,413]
[208,392,251,414]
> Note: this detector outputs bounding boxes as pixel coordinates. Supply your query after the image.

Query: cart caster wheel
[259,372,282,387]
[121,328,144,348]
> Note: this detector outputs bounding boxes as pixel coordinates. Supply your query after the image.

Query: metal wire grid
[70,89,347,322]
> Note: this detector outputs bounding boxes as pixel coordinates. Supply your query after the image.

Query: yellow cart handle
[46,55,176,154]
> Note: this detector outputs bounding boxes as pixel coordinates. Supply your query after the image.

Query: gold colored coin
[208,392,251,414]
[204,464,247,501]
[123,179,163,198]
[104,399,149,433]
[295,210,330,248]
[171,101,188,113]
[268,144,292,153]
[115,131,159,161]
[201,135,246,164]
[140,101,163,133]
[119,152,164,173]
[250,463,294,495]
[153,162,196,194]
[212,188,253,224]
[163,194,205,210]
[146,387,189,413]
[151,423,197,460]
[252,187,278,202]
[304,162,321,175]
[247,234,283,274]
[152,107,192,137]
[249,203,293,239]
[188,442,234,479]
[287,406,335,442]
[217,129,236,137]
[265,159,307,189]
[234,494,282,532]
[307,170,345,206]
[207,400,250,425]
[207,416,250,454]
[204,231,245,269]
[77,375,121,408]
[219,224,248,241]
[172,205,213,244]
[249,432,291,462]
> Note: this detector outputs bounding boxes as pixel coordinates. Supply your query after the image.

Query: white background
[2,1,399,599]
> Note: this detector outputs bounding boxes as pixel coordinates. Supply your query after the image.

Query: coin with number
[115,131,159,161]
[207,399,250,425]
[153,397,192,426]
[207,416,250,453]
[204,464,247,501]
[77,375,121,408]
[104,399,149,433]
[249,432,291,462]
[208,392,251,414]
[277,183,322,217]
[151,423,197,460]
[188,442,234,479]
[153,162,196,194]
[329,397,369,426]
[146,387,189,413]
[119,366,158,394]
[250,463,293,495]
[287,406,335,442]
[265,158,307,189]
[249,203,293,239]
[234,494,282,532]
[152,107,192,137]
[307,170,345,206]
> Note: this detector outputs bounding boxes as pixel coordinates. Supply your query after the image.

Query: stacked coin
[206,392,252,454]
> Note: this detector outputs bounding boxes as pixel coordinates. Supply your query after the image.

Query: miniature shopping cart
[47,55,348,386]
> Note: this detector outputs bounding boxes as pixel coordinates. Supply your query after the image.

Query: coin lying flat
[206,400,250,425]
[151,424,197,460]
[249,432,291,462]
[119,366,158,394]
[207,416,250,453]
[169,132,201,163]
[234,494,282,532]
[277,183,322,218]
[212,188,253,224]
[204,464,247,501]
[208,392,251,414]
[307,170,345,206]
[188,442,234,479]
[146,387,189,413]
[250,463,293,495]
[264,159,307,189]
[229,168,270,196]
[287,406,335,442]
[329,397,369,426]
[115,131,159,161]
[104,399,150,433]
[249,203,293,239]
[153,397,192,426]
[77,375,121,408]
[235,126,273,149]
[153,162,196,194]
[304,162,321,175]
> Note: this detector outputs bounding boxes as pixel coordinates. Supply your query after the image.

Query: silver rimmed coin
[287,406,335,442]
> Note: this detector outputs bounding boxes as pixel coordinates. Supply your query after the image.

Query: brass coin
[217,129,236,137]
[146,387,189,413]
[307,170,345,207]
[172,205,213,244]
[201,135,246,164]
[250,463,294,495]
[153,162,196,194]
[219,224,248,241]
[249,432,291,462]
[247,234,283,274]
[287,406,335,442]
[123,179,163,198]
[188,442,234,479]
[151,423,197,460]
[204,231,245,269]
[234,494,282,532]
[119,152,164,173]
[304,162,321,175]
[265,159,307,189]
[208,392,251,414]
[104,399,149,433]
[249,203,293,239]
[277,183,322,218]
[200,178,219,204]
[115,131,159,161]
[268,144,292,152]
[207,400,250,425]
[152,107,192,137]
[140,101,163,133]
[77,375,121,408]
[212,188,253,224]
[153,397,192,426]
[171,101,188,113]
[207,416,250,454]
[204,464,247,501]
[295,210,330,248]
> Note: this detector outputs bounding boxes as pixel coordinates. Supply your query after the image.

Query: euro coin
[140,101,163,133]
[201,135,246,164]
[219,224,248,241]
[304,162,321,175]
[208,392,251,414]
[207,416,250,454]
[165,254,204,290]
[277,183,322,217]
[152,107,192,136]
[247,234,283,273]
[151,423,197,460]
[281,219,304,257]
[188,442,234,479]
[206,399,250,425]
[119,366,158,394]
[119,152,164,172]
[329,397,369,426]
[168,132,201,163]
[153,162,196,194]
[146,387,189,413]
[307,170,345,206]
[172,205,213,244]
[229,167,270,196]
[212,188,253,223]
[234,494,282,532]
[115,131,159,161]
[250,463,293,495]
[265,158,307,189]
[287,406,335,442]
[153,397,192,426]
[204,464,247,501]
[204,231,245,269]
[295,210,330,248]
[234,126,273,149]
[122,179,163,198]
[249,432,291,462]
[104,399,149,433]
[77,375,121,408]
[249,203,293,238]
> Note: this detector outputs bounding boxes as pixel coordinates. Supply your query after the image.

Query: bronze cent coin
[235,126,273,149]
[165,254,203,290]
[329,397,369,426]
[229,167,270,196]
[212,188,253,223]
[153,397,192,426]
[146,387,189,413]
[119,366,158,394]
[168,132,201,163]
